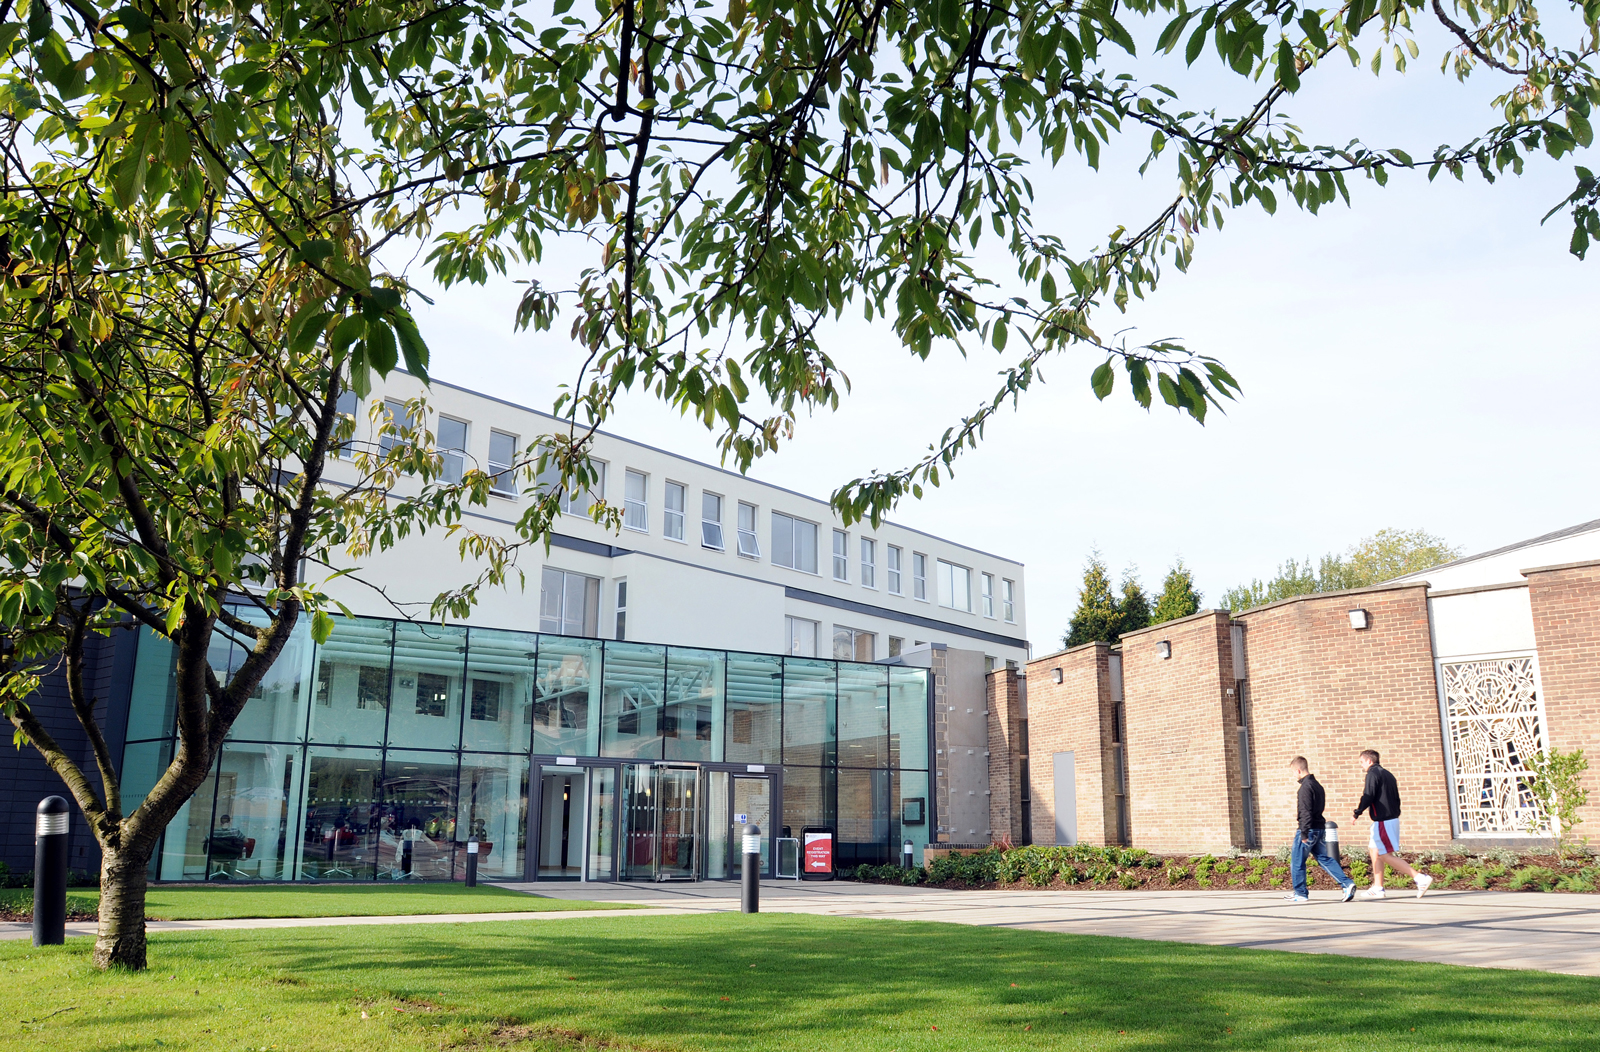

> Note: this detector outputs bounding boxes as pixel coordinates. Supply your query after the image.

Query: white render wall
[1428,587,1538,660]
[316,373,1030,665]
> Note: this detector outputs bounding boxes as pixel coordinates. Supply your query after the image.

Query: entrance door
[732,775,772,876]
[537,765,586,878]
[621,764,702,881]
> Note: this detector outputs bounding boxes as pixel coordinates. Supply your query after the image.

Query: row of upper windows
[341,397,1018,624]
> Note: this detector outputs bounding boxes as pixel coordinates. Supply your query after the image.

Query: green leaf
[311,610,334,645]
[364,322,399,375]
[392,311,430,381]
[1277,40,1301,93]
[1299,10,1328,51]
[27,0,51,42]
[1090,361,1115,400]
[289,309,333,356]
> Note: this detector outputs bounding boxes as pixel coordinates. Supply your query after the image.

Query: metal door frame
[700,762,782,879]
[527,757,623,882]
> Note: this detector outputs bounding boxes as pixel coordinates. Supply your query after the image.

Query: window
[981,573,995,618]
[316,662,334,707]
[985,656,997,672]
[664,482,686,541]
[470,679,501,722]
[833,625,875,662]
[888,636,904,658]
[772,512,819,573]
[415,672,450,717]
[535,457,607,515]
[701,492,725,550]
[356,666,388,710]
[887,545,903,595]
[832,530,849,581]
[379,398,416,457]
[912,553,928,601]
[939,561,972,612]
[614,579,627,641]
[786,616,819,657]
[334,391,359,457]
[737,502,761,558]
[623,470,648,532]
[437,416,468,484]
[859,539,877,589]
[488,430,518,496]
[539,567,600,636]
[1003,578,1016,623]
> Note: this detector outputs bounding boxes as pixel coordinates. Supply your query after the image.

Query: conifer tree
[1119,571,1152,637]
[1064,554,1121,648]
[1153,560,1204,624]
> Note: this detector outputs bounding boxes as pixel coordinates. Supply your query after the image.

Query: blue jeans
[1291,828,1354,897]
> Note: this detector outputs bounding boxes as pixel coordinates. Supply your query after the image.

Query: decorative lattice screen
[1440,657,1547,835]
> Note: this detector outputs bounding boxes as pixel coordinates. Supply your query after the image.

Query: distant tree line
[1061,529,1459,648]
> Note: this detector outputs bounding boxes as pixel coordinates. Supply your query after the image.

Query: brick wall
[1119,611,1239,855]
[986,668,1025,844]
[1022,642,1116,846]
[1525,560,1600,840]
[1238,583,1452,853]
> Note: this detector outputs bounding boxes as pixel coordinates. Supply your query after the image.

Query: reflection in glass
[781,765,835,840]
[621,763,654,880]
[837,663,888,768]
[533,637,601,755]
[125,628,178,742]
[706,769,730,879]
[462,628,535,753]
[228,612,314,744]
[380,751,461,879]
[600,642,667,759]
[386,623,466,750]
[307,619,394,747]
[782,659,836,767]
[894,769,932,867]
[211,743,304,880]
[837,768,891,867]
[299,747,383,880]
[724,652,782,764]
[663,648,723,761]
[889,667,931,771]
[458,754,528,880]
[587,766,616,880]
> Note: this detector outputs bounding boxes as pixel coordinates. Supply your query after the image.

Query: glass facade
[120,612,931,881]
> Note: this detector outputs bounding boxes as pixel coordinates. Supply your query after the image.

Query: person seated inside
[207,814,248,878]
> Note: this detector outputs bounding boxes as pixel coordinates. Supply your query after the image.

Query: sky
[394,17,1600,652]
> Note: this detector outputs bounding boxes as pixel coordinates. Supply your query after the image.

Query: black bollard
[33,796,70,947]
[902,838,914,870]
[464,838,479,888]
[741,824,760,914]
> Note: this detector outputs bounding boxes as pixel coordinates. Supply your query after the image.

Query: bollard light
[34,796,70,947]
[741,824,761,914]
[465,837,480,888]
[902,839,914,870]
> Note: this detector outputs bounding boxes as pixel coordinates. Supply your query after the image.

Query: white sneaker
[1357,886,1385,900]
[1283,893,1310,904]
[1342,884,1357,902]
[1415,874,1433,899]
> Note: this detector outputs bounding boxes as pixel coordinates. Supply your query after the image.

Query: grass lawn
[0,883,634,920]
[5,914,1598,1051]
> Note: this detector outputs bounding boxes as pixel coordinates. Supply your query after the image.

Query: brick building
[996,520,1600,856]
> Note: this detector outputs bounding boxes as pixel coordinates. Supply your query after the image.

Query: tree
[1064,555,1122,649]
[1523,747,1590,856]
[1119,571,1152,637]
[1220,530,1462,611]
[1152,560,1203,624]
[0,0,1590,971]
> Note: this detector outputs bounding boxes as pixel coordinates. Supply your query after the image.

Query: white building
[320,373,1031,669]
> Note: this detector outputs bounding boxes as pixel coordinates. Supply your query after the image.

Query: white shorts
[1369,818,1401,854]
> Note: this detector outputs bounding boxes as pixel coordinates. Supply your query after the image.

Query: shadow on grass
[127,914,1600,1052]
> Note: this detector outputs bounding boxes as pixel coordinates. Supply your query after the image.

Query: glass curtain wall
[120,612,931,881]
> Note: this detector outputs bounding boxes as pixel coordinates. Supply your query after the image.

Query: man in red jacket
[1353,749,1433,900]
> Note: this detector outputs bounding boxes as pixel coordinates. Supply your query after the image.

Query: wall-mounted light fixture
[1156,640,1172,660]
[1051,668,1064,684]
[1348,608,1370,630]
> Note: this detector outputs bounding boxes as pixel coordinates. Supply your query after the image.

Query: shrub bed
[850,844,1600,893]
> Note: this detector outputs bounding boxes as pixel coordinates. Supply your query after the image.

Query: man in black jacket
[1353,749,1433,899]
[1285,757,1356,903]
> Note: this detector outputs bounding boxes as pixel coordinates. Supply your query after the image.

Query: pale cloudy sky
[396,19,1599,651]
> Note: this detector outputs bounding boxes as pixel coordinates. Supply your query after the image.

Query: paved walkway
[6,883,1597,977]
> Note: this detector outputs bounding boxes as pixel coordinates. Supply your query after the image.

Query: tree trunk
[94,843,151,970]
